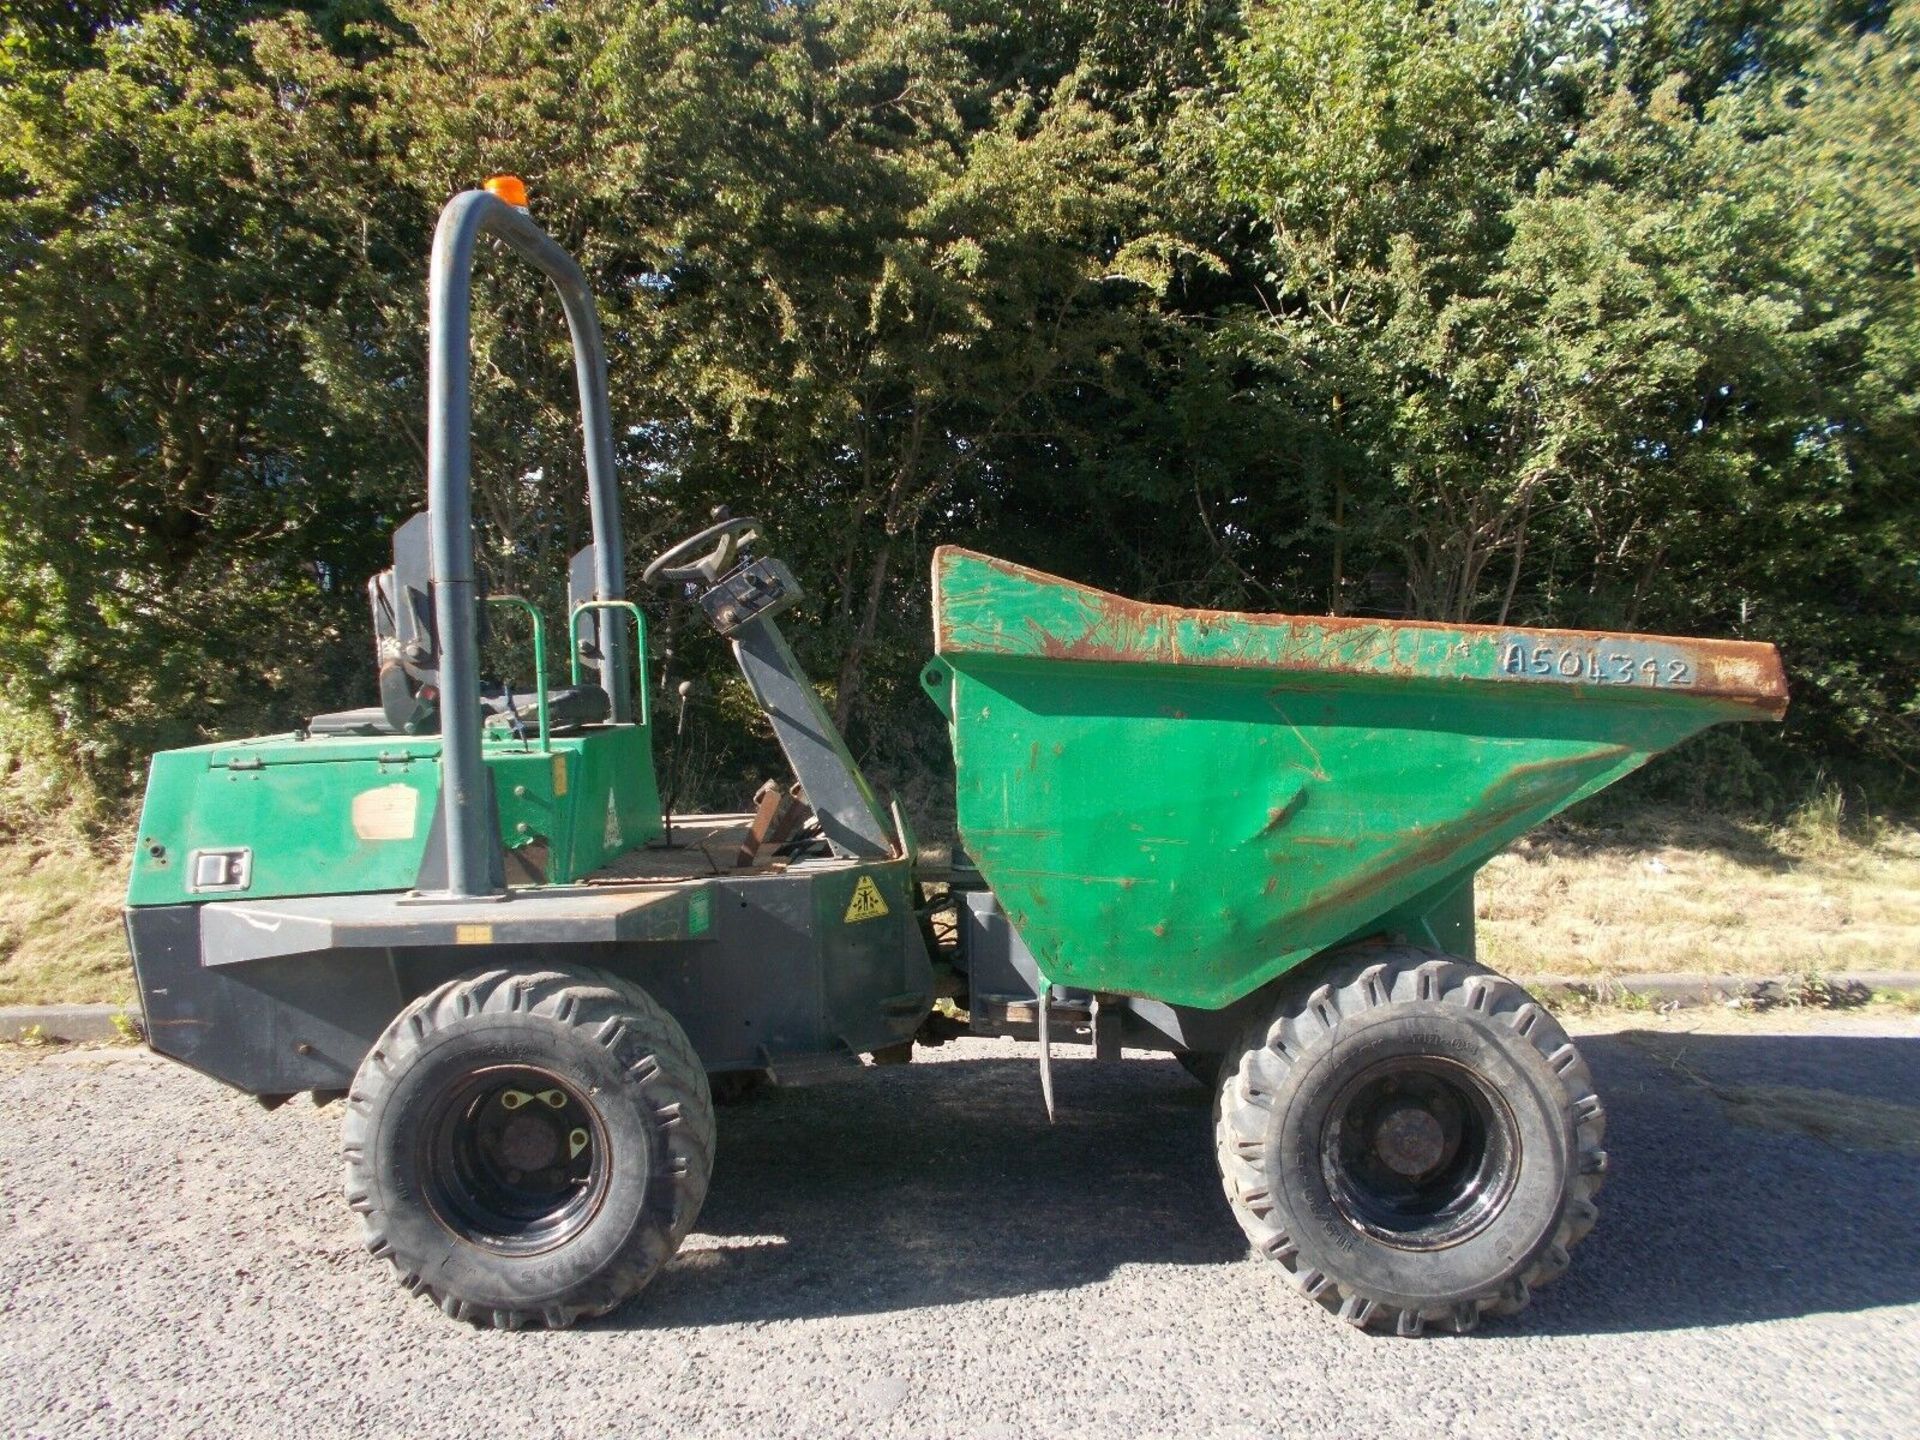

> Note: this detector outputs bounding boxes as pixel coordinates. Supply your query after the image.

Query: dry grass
[0,838,132,1007]
[1479,804,1920,980]
[1,790,1916,1007]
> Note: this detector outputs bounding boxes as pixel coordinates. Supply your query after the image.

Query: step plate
[199,884,709,967]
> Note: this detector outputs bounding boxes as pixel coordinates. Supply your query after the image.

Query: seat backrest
[567,542,604,691]
[373,513,442,733]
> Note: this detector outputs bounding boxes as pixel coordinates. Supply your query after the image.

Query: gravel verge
[2,1016,1917,1439]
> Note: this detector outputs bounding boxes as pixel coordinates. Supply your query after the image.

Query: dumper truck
[125,183,1789,1335]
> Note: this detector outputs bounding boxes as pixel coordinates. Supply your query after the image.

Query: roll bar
[425,189,628,899]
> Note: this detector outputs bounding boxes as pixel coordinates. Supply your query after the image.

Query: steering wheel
[641,515,761,587]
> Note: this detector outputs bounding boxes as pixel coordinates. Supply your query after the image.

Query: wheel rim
[1320,1055,1520,1251]
[420,1064,612,1254]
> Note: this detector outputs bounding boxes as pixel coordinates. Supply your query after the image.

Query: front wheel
[1215,947,1605,1335]
[342,966,715,1328]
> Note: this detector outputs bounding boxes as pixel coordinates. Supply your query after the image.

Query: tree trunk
[832,535,893,730]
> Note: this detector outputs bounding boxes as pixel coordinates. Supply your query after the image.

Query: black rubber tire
[1175,1050,1224,1087]
[1215,946,1606,1335]
[342,966,714,1329]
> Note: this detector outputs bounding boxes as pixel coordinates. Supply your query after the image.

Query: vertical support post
[426,202,489,899]
[424,189,629,898]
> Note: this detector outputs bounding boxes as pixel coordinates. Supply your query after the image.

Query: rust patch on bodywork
[934,547,1788,717]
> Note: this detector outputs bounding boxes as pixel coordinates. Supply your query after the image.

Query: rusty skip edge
[932,547,1788,719]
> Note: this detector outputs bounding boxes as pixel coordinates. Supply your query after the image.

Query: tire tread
[341,966,714,1330]
[1214,945,1606,1335]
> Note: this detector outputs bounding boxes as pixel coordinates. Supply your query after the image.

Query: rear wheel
[1215,947,1605,1335]
[342,966,714,1328]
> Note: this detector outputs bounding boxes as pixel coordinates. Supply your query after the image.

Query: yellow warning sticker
[454,924,494,945]
[843,875,890,924]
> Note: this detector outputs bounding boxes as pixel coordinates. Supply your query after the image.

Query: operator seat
[306,513,611,738]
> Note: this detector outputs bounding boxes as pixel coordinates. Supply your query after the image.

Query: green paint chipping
[931,547,1788,1011]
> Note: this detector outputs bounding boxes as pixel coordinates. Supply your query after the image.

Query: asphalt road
[3,1013,1917,1440]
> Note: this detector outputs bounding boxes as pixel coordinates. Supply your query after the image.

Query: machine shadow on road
[595,1032,1920,1336]
[1525,1029,1920,1337]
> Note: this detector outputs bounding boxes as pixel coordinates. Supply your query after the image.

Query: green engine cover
[127,725,661,907]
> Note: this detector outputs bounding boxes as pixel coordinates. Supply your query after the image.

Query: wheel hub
[419,1065,609,1255]
[1320,1055,1520,1251]
[1373,1102,1449,1177]
[498,1111,563,1172]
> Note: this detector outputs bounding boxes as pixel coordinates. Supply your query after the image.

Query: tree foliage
[0,0,1913,821]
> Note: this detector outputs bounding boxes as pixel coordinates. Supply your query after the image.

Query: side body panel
[128,725,662,906]
[129,741,442,905]
[128,860,931,1096]
[493,724,660,880]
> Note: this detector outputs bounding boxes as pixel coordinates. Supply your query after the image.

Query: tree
[1202,0,1919,798]
[0,0,1912,825]
[0,7,413,794]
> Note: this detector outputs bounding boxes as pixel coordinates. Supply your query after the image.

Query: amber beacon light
[483,174,529,208]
